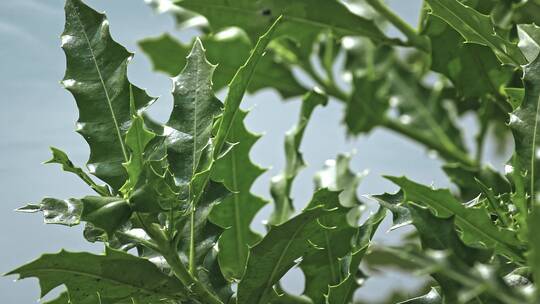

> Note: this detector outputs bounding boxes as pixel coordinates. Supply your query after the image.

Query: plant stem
[365,0,430,52]
[300,62,349,101]
[383,118,477,168]
[188,210,196,275]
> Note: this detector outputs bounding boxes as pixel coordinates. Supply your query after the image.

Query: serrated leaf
[423,15,513,99]
[208,110,267,281]
[270,90,328,225]
[165,38,222,195]
[138,30,305,98]
[7,247,187,303]
[61,0,155,191]
[43,291,70,304]
[17,198,83,227]
[425,0,526,65]
[387,176,525,263]
[517,24,540,63]
[324,207,386,304]
[80,196,132,237]
[299,154,365,303]
[314,153,364,208]
[237,189,343,304]
[174,0,397,57]
[372,191,412,231]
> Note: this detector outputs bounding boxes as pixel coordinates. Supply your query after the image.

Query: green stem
[300,62,349,101]
[188,210,196,275]
[365,0,430,52]
[383,118,477,168]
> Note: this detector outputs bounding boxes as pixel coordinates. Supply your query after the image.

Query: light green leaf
[138,30,305,98]
[45,147,110,196]
[270,90,328,225]
[237,189,343,304]
[174,0,398,56]
[62,0,155,190]
[17,198,83,227]
[425,0,526,65]
[6,247,187,303]
[517,24,540,63]
[387,176,525,263]
[209,110,267,281]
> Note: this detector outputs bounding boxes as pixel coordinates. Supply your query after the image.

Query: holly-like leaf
[165,38,223,195]
[237,189,343,304]
[208,110,268,281]
[517,24,540,63]
[139,30,305,98]
[509,42,540,204]
[61,0,155,191]
[423,15,513,99]
[425,0,526,65]
[372,191,411,231]
[6,247,187,303]
[387,176,525,263]
[173,0,398,57]
[17,198,83,227]
[269,90,328,225]
[325,207,386,304]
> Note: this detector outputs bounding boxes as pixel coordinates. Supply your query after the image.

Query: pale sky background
[0,0,511,302]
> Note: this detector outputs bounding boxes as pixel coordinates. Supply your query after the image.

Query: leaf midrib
[20,267,180,298]
[72,8,128,162]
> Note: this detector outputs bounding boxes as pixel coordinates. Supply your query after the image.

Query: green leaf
[269,90,328,225]
[237,189,343,304]
[173,0,397,56]
[165,38,223,195]
[43,291,69,304]
[138,30,305,98]
[7,247,187,303]
[45,147,110,196]
[146,0,207,29]
[209,110,267,281]
[120,103,157,196]
[387,176,525,263]
[314,153,364,208]
[62,0,155,191]
[517,24,540,63]
[17,198,83,227]
[80,196,132,237]
[325,207,386,304]
[397,288,442,304]
[509,44,540,204]
[425,0,527,65]
[299,154,365,303]
[423,15,513,99]
[372,191,412,231]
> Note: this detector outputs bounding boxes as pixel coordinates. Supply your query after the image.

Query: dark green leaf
[425,0,526,65]
[372,191,411,231]
[62,0,155,190]
[80,196,132,237]
[7,247,187,303]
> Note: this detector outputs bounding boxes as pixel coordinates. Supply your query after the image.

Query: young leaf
[425,0,527,65]
[6,247,188,303]
[371,191,412,231]
[165,38,223,195]
[139,31,305,98]
[45,147,110,196]
[209,110,268,281]
[237,189,343,304]
[17,198,83,227]
[61,0,155,190]
[388,176,525,263]
[270,90,328,225]
[174,0,398,56]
